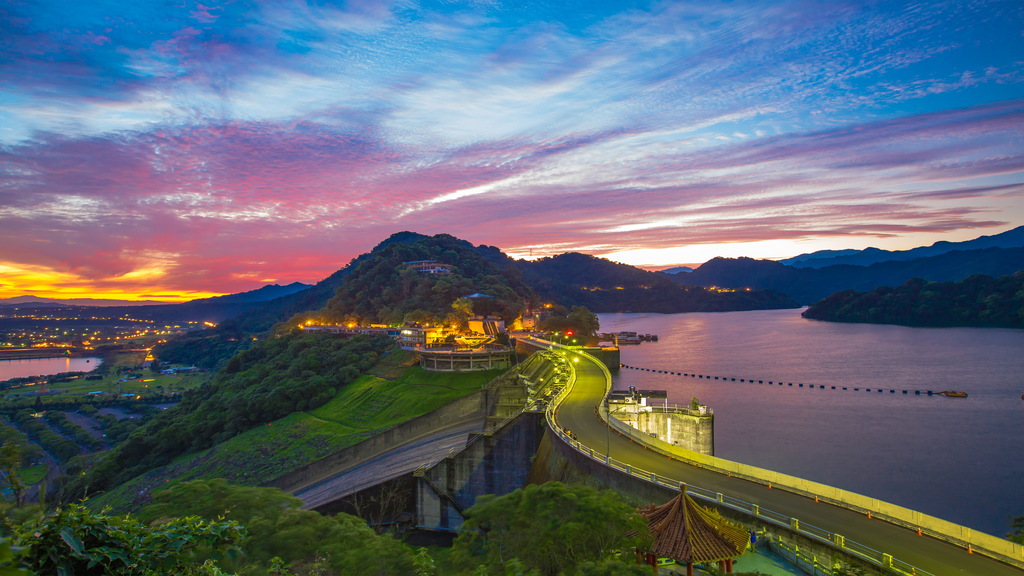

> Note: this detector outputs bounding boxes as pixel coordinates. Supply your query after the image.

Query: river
[0,356,103,381]
[599,309,1024,537]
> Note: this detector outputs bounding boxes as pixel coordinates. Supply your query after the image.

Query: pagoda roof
[639,484,748,563]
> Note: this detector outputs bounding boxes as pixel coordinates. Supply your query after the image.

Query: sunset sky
[2,0,1022,301]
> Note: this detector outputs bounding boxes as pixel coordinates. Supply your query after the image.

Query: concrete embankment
[267,386,496,495]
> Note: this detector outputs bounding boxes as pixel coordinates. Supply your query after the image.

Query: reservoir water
[600,309,1024,537]
[0,356,103,381]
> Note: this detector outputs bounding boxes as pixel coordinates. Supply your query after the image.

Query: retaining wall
[267,387,494,494]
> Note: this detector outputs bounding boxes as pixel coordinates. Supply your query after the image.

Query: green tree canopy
[321,234,536,326]
[803,272,1024,328]
[452,482,648,576]
[13,503,242,576]
[1009,516,1024,544]
[139,479,415,576]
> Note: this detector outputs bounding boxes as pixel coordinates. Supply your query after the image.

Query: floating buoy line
[618,364,971,398]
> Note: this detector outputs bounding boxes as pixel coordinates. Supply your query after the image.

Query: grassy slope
[90,351,501,512]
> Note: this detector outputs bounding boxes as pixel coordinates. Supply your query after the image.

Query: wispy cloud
[1,0,1022,297]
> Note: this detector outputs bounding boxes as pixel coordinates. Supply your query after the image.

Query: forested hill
[671,246,1024,304]
[802,272,1024,328]
[517,252,799,312]
[321,233,537,325]
[155,232,432,369]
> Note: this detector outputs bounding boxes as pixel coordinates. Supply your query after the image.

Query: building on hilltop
[402,260,453,274]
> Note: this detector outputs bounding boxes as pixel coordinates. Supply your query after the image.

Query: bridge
[270,337,1024,576]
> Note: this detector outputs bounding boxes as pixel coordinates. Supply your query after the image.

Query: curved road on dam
[552,350,1023,576]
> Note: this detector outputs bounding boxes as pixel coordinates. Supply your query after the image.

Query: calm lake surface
[600,309,1024,536]
[0,357,103,381]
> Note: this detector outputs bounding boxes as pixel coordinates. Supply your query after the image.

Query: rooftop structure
[402,260,453,274]
[638,484,748,575]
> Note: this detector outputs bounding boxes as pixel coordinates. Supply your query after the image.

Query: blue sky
[1,0,1022,299]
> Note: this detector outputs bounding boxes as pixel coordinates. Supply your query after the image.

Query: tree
[139,479,415,575]
[1009,516,1024,544]
[13,503,242,576]
[567,306,600,338]
[452,482,648,576]
[0,445,26,507]
[448,297,476,330]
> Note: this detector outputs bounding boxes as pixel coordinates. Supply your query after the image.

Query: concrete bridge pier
[416,411,547,531]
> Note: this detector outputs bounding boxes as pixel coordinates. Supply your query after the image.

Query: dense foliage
[451,482,649,576]
[539,306,602,344]
[138,480,415,575]
[153,329,256,371]
[72,332,395,497]
[1009,516,1024,544]
[675,247,1024,304]
[2,480,660,575]
[322,234,537,326]
[12,503,243,576]
[802,273,1024,328]
[520,253,798,313]
[0,425,40,467]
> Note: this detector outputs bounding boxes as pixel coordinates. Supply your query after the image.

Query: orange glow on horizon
[0,261,227,303]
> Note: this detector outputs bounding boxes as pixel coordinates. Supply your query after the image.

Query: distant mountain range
[0,282,311,309]
[780,225,1024,268]
[657,265,694,274]
[0,295,172,307]
[516,252,796,313]
[667,240,1024,304]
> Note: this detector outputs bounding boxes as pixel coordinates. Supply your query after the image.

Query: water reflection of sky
[600,309,1024,536]
[0,357,103,381]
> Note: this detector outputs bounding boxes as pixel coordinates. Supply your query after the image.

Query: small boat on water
[939,390,968,398]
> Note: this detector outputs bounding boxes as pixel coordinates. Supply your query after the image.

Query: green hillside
[70,331,397,498]
[89,356,501,512]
